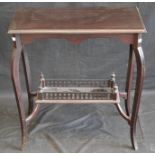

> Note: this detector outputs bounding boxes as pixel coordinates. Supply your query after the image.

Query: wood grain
[8,7,146,34]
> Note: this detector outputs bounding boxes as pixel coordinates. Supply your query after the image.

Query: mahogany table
[8,7,146,150]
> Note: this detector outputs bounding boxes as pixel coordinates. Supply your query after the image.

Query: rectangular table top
[8,7,146,34]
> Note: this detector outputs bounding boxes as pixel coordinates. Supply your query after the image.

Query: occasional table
[8,7,146,150]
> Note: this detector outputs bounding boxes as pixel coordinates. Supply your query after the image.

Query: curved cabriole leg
[125,44,135,116]
[11,35,27,150]
[21,49,33,114]
[130,35,145,150]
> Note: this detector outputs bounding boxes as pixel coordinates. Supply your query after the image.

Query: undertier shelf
[35,78,120,104]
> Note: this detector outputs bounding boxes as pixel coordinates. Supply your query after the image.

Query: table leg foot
[21,135,27,150]
[130,126,138,150]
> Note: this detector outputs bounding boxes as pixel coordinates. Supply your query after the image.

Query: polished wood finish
[9,7,146,150]
[8,7,146,34]
[131,34,145,150]
[11,35,27,149]
[21,49,33,114]
[125,44,135,116]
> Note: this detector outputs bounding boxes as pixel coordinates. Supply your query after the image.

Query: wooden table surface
[8,7,146,34]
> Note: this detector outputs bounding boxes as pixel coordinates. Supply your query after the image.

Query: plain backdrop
[0,2,155,152]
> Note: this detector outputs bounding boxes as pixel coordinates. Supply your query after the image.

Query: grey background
[0,2,155,153]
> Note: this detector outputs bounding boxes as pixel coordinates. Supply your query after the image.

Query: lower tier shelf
[35,74,120,104]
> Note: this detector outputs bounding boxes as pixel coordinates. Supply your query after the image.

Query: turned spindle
[39,72,45,89]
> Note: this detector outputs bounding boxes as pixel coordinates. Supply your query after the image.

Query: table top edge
[8,28,147,35]
[8,6,147,35]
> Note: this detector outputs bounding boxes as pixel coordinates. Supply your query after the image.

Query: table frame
[11,33,145,150]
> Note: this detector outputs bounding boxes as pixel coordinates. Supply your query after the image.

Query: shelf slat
[35,79,119,104]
